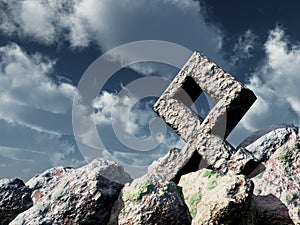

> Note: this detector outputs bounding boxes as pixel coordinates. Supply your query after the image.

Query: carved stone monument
[149,51,257,182]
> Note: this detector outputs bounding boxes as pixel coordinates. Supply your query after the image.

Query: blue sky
[1,0,300,180]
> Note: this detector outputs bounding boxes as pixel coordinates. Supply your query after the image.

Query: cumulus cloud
[231,29,258,66]
[91,91,184,157]
[0,0,225,68]
[0,0,73,44]
[229,27,300,146]
[92,91,155,137]
[0,43,75,134]
[20,1,56,43]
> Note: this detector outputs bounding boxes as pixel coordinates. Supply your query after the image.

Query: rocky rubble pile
[0,124,299,224]
[7,159,132,225]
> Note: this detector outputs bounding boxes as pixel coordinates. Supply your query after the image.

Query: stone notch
[152,51,257,178]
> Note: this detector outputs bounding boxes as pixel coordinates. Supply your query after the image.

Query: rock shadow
[253,194,295,225]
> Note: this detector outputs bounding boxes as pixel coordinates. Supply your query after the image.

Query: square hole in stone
[173,76,216,119]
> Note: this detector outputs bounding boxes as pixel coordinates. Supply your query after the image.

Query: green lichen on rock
[189,192,201,219]
[202,170,220,190]
[179,169,255,225]
[123,180,154,201]
[277,148,292,170]
[118,175,192,225]
[207,179,217,190]
[189,193,201,206]
[202,170,217,178]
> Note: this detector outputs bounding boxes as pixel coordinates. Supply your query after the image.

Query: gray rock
[111,174,191,225]
[147,147,202,184]
[252,195,295,225]
[0,178,32,225]
[227,147,259,176]
[251,132,300,224]
[226,124,299,178]
[238,124,298,162]
[10,158,132,225]
[26,166,75,192]
[178,169,256,225]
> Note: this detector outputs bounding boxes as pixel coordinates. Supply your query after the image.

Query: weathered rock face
[10,159,132,225]
[227,124,298,177]
[238,124,298,162]
[111,174,191,225]
[147,147,202,184]
[251,132,300,225]
[178,169,255,225]
[26,166,75,193]
[227,147,259,176]
[0,178,32,225]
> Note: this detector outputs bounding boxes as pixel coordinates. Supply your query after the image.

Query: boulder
[238,124,298,162]
[111,174,191,225]
[228,124,298,177]
[178,169,255,225]
[26,166,75,193]
[10,159,132,225]
[227,147,259,176]
[251,132,300,224]
[0,178,32,225]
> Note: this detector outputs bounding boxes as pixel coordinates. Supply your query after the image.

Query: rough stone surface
[147,147,202,184]
[153,51,256,175]
[228,124,298,177]
[0,178,32,225]
[252,195,295,225]
[238,123,298,162]
[178,169,255,225]
[111,174,191,225]
[10,159,132,225]
[26,166,75,192]
[251,132,300,225]
[227,147,259,176]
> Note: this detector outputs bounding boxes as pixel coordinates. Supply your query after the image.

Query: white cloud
[0,0,225,68]
[92,91,184,149]
[92,91,154,136]
[75,90,184,165]
[91,91,119,126]
[0,43,75,134]
[231,29,258,66]
[20,1,56,44]
[0,0,73,44]
[229,27,300,146]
